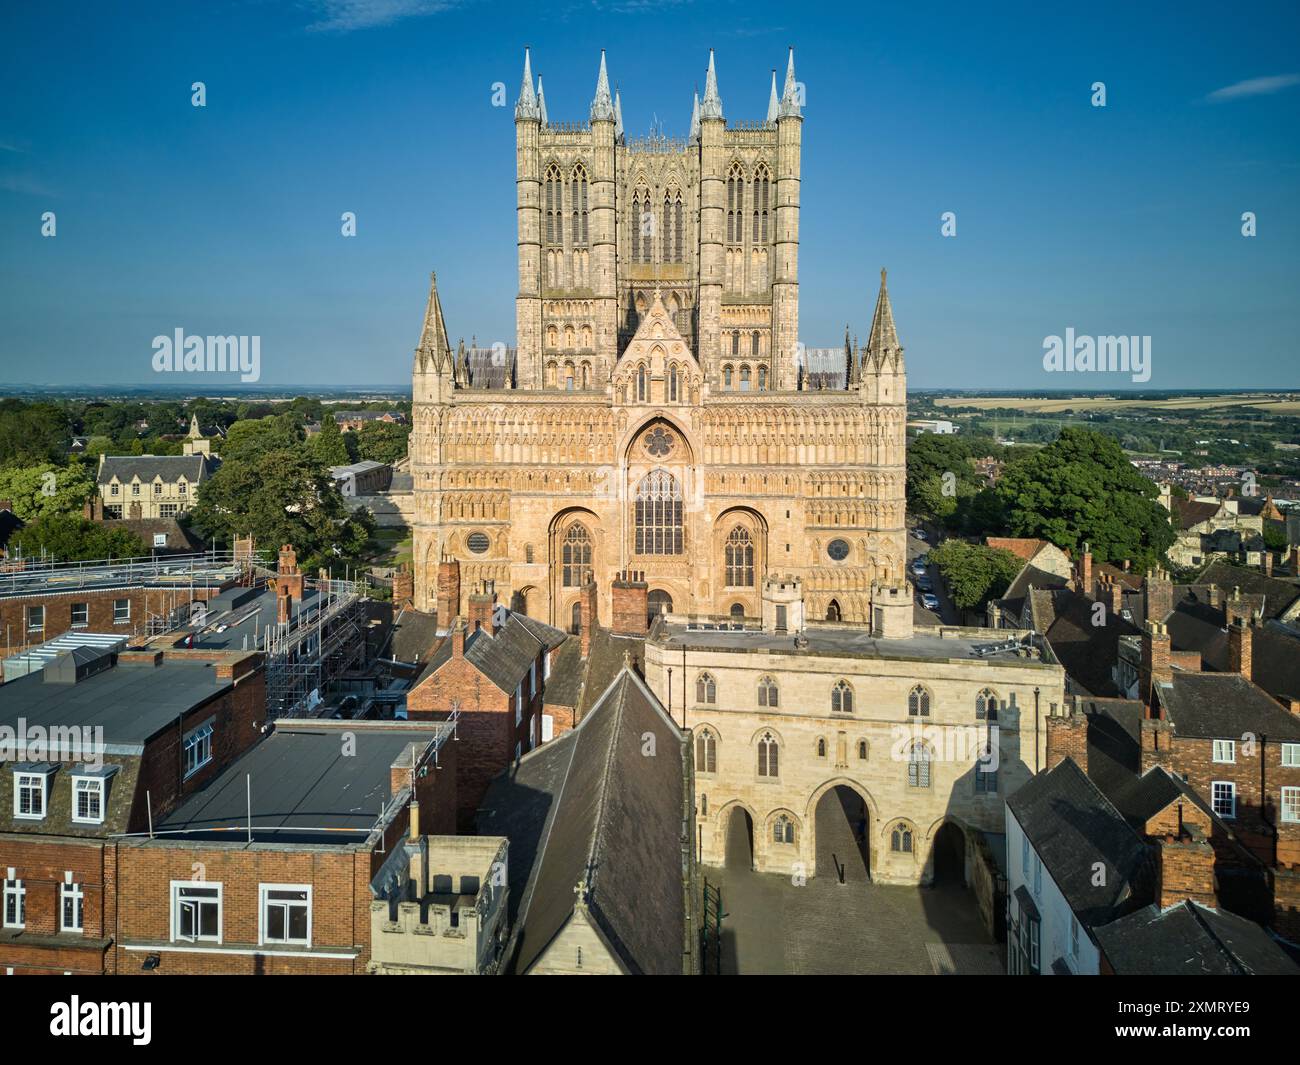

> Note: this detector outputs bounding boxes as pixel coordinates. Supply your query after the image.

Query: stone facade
[643,610,1066,886]
[410,50,907,632]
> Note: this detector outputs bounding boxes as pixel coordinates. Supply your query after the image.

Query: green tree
[926,541,1023,611]
[355,421,410,465]
[310,415,356,466]
[0,462,95,521]
[189,447,373,574]
[0,401,71,465]
[10,515,149,562]
[996,426,1174,570]
[220,414,304,464]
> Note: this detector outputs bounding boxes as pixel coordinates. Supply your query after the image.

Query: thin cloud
[1206,73,1300,102]
[305,0,461,33]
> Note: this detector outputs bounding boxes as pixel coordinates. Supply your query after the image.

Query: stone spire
[590,50,615,122]
[537,75,548,126]
[515,47,539,121]
[845,323,859,386]
[866,267,902,363]
[688,90,700,142]
[701,49,723,120]
[779,47,801,118]
[416,271,452,371]
[766,69,780,124]
[613,88,624,141]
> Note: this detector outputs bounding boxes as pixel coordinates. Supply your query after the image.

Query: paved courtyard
[702,862,1004,975]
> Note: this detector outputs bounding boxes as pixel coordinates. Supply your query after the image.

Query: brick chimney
[435,554,461,633]
[277,584,292,625]
[1262,551,1273,577]
[579,574,597,657]
[1078,544,1093,599]
[1227,616,1253,679]
[611,570,648,637]
[1139,619,1172,710]
[1143,566,1173,625]
[1045,701,1088,775]
[1140,717,1174,773]
[1156,829,1217,910]
[467,580,496,633]
[276,543,304,602]
[1206,584,1221,610]
[392,565,414,611]
[1225,587,1250,628]
[450,619,466,658]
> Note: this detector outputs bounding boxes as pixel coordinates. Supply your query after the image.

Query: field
[932,393,1300,415]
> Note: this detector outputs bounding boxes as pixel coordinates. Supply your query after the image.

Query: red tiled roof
[986,537,1051,562]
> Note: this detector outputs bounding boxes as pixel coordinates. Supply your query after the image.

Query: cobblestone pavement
[702,861,1004,975]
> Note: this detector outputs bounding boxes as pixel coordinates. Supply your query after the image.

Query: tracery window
[571,166,589,246]
[634,469,683,555]
[753,166,770,243]
[544,165,563,245]
[976,688,999,721]
[726,163,744,245]
[831,680,854,714]
[663,189,684,262]
[908,685,931,717]
[561,523,592,587]
[757,731,779,777]
[757,675,779,708]
[891,822,914,853]
[696,728,717,773]
[725,525,754,587]
[696,672,716,704]
[907,742,932,788]
[772,815,795,845]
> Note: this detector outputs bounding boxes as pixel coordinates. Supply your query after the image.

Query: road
[906,527,961,626]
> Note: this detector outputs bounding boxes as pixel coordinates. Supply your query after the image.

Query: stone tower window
[724,526,754,587]
[757,732,779,777]
[723,364,734,389]
[907,743,932,788]
[976,689,998,722]
[695,728,717,773]
[753,166,770,243]
[757,676,779,708]
[544,164,563,245]
[891,822,914,853]
[908,685,931,717]
[757,365,768,391]
[772,815,795,844]
[570,165,589,246]
[726,163,744,245]
[634,469,683,555]
[831,680,854,714]
[739,365,751,391]
[695,673,717,704]
[561,523,591,587]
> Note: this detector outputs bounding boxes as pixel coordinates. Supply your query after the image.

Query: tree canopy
[10,515,149,562]
[925,541,1024,611]
[0,462,94,521]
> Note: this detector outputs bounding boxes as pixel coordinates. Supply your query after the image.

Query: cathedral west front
[411,48,908,631]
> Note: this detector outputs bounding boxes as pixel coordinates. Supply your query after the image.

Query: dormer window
[13,765,54,820]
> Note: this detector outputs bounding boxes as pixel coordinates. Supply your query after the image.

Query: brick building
[111,719,456,975]
[0,646,264,974]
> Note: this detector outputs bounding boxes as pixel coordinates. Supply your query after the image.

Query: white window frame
[71,775,104,825]
[541,714,554,742]
[1282,743,1300,768]
[258,883,312,947]
[13,771,47,820]
[60,881,84,934]
[1212,780,1236,820]
[1212,739,1235,764]
[113,598,130,624]
[3,877,25,929]
[183,722,214,779]
[25,605,44,633]
[70,602,89,627]
[1281,786,1300,825]
[171,880,222,944]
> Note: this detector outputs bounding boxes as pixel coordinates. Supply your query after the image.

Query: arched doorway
[510,589,528,615]
[729,602,745,622]
[725,807,754,871]
[570,601,582,635]
[815,786,870,883]
[826,599,841,621]
[647,589,672,627]
[932,822,966,886]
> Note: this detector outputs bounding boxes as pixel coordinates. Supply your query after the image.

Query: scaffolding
[260,575,370,719]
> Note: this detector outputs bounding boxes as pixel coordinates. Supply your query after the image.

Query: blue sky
[1,0,1298,390]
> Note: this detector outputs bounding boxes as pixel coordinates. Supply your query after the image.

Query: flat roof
[172,586,323,650]
[153,724,443,844]
[651,620,1051,667]
[0,658,229,745]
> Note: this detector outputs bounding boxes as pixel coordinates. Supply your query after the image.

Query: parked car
[920,592,941,611]
[911,559,928,575]
[912,528,928,541]
[917,577,934,593]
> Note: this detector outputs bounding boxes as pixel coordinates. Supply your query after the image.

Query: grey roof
[1039,588,1140,697]
[1006,758,1152,928]
[0,656,231,745]
[387,607,439,665]
[462,616,544,694]
[97,454,210,486]
[155,724,440,844]
[1158,672,1300,742]
[479,667,688,975]
[1196,560,1300,621]
[509,612,568,653]
[1095,900,1300,975]
[542,636,585,709]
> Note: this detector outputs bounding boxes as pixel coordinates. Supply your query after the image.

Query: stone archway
[814,785,871,883]
[724,805,755,871]
[931,821,967,886]
[647,589,673,627]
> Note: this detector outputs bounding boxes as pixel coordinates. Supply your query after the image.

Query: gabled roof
[1174,498,1222,530]
[97,454,210,486]
[387,607,438,665]
[1196,560,1300,621]
[1006,758,1152,928]
[986,537,1052,563]
[463,615,544,694]
[479,666,687,975]
[1096,900,1299,975]
[1157,672,1300,742]
[1039,588,1140,697]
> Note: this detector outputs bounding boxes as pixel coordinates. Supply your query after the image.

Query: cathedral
[411,48,907,630]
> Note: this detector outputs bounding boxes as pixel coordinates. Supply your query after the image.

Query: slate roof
[1039,589,1140,696]
[509,612,568,653]
[1095,900,1300,975]
[541,636,584,709]
[99,517,207,554]
[387,608,439,665]
[1174,498,1222,530]
[0,757,138,838]
[1196,560,1300,621]
[1248,622,1300,705]
[1157,672,1300,742]
[478,667,688,975]
[97,455,211,486]
[463,615,544,694]
[1006,757,1152,928]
